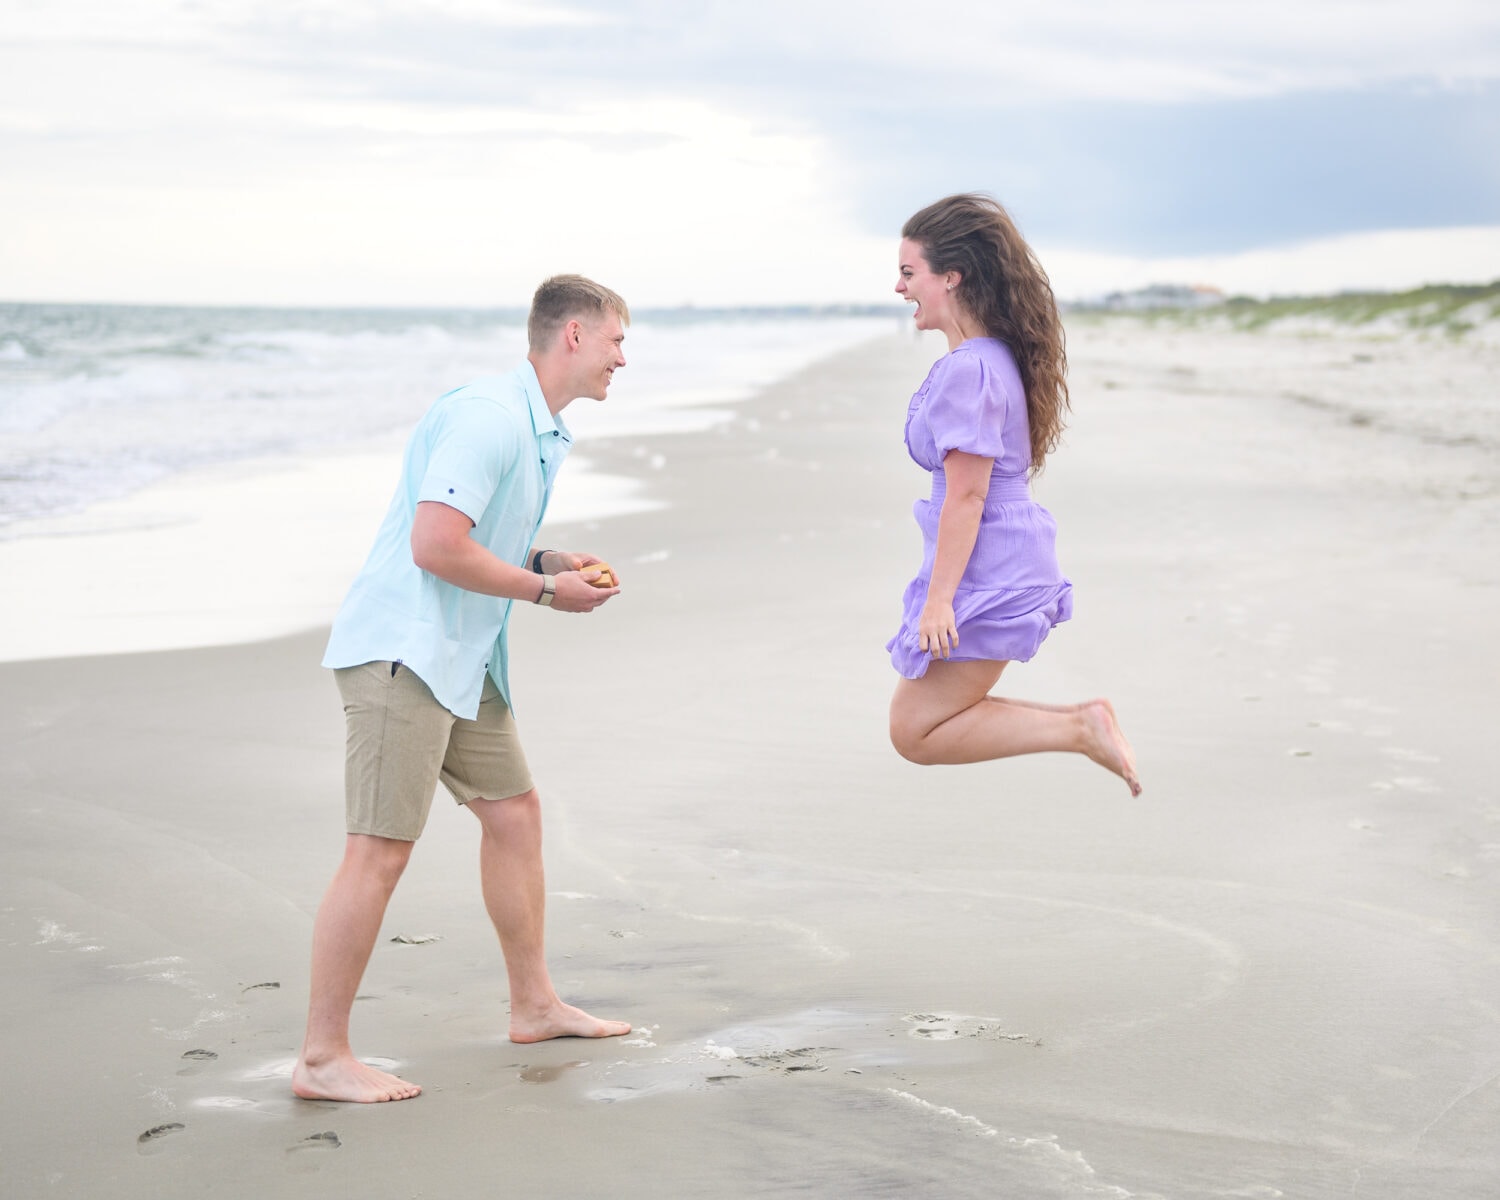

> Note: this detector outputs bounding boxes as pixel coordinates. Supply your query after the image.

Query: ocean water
[0,302,901,537]
[0,303,903,661]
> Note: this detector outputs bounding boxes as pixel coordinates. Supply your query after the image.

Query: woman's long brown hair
[902,193,1069,473]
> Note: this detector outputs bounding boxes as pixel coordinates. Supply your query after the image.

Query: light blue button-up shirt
[322,361,570,718]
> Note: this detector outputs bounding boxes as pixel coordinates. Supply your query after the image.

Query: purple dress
[886,338,1073,678]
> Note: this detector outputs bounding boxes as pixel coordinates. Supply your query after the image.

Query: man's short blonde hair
[527,275,630,351]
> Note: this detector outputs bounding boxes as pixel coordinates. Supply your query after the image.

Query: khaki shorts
[334,661,534,842]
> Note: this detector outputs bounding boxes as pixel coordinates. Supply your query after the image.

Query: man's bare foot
[292,1053,422,1103]
[1080,699,1142,796]
[509,1000,631,1045]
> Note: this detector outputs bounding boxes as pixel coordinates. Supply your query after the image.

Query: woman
[886,193,1140,795]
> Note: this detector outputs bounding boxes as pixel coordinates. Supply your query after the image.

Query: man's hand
[412,504,619,606]
[548,570,619,612]
[543,550,622,590]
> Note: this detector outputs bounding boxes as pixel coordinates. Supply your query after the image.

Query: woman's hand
[918,450,988,661]
[918,598,959,659]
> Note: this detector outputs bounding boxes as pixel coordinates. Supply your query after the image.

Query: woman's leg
[889,659,1141,794]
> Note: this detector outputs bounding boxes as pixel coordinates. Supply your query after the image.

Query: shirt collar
[518,360,571,444]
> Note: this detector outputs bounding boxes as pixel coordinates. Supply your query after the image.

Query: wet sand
[3,323,1498,1198]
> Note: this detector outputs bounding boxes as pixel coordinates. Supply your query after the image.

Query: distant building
[1094,283,1226,311]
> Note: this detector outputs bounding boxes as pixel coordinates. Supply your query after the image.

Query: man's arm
[411,502,616,611]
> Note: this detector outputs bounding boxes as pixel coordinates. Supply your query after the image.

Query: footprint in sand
[903,1013,1034,1044]
[587,1012,866,1102]
[177,1048,218,1076]
[519,1061,588,1084]
[284,1130,342,1174]
[287,1131,340,1153]
[736,1047,833,1074]
[137,1123,185,1155]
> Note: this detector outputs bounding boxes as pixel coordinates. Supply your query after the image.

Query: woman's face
[895,238,958,333]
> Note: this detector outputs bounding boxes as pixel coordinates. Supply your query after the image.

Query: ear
[563,318,584,351]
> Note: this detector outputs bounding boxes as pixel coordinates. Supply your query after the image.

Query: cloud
[2,1,1497,303]
[1041,224,1500,300]
[202,0,1500,106]
[837,81,1500,255]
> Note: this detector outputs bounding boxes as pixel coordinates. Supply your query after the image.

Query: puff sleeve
[923,350,1009,460]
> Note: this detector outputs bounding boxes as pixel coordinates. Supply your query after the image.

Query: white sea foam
[885,1090,1151,1198]
[34,919,101,950]
[885,1088,1001,1137]
[194,1096,261,1110]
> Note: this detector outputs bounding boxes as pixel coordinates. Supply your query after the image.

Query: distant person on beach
[293,275,632,1104]
[885,194,1141,795]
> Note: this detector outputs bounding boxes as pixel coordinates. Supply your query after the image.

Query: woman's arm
[919,450,992,658]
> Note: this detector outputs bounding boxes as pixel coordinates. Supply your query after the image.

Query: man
[292,275,632,1104]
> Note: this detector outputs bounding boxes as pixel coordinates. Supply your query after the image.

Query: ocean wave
[0,304,898,533]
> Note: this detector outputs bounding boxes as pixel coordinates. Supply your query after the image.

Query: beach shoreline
[3,324,1498,1198]
[0,312,902,663]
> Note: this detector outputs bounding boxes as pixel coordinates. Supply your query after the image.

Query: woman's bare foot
[292,1053,422,1103]
[1080,699,1142,796]
[509,1000,631,1045]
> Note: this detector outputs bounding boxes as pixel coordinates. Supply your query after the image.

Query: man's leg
[292,833,422,1102]
[467,789,631,1043]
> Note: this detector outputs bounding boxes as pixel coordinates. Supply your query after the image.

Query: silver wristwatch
[535,576,556,607]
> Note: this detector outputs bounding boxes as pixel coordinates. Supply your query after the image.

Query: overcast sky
[3,0,1498,306]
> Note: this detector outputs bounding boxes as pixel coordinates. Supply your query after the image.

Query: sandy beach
[3,320,1498,1198]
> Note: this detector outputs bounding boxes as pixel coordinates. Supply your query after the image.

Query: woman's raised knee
[889,721,938,765]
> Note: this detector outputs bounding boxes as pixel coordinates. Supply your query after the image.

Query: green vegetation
[1218,281,1500,333]
[1075,280,1500,339]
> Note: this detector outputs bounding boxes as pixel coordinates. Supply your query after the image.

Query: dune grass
[1075,281,1500,339]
